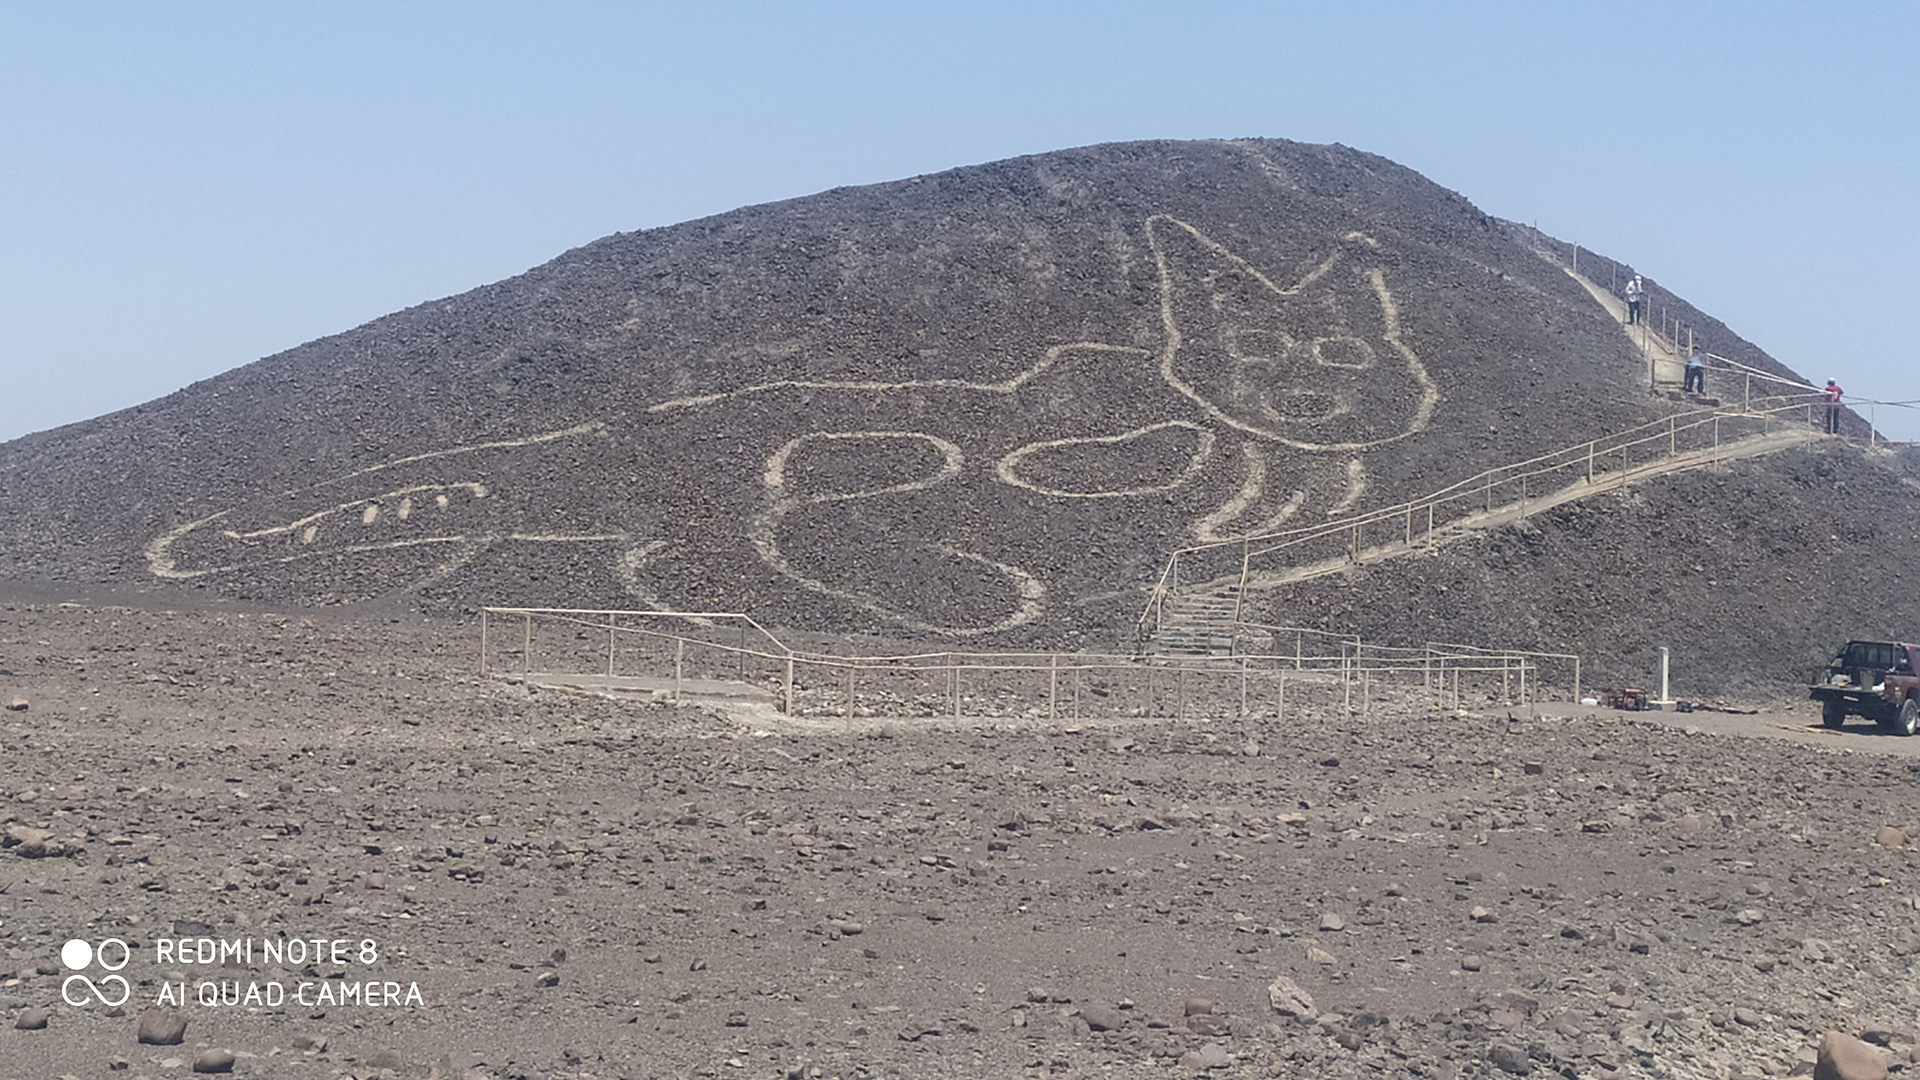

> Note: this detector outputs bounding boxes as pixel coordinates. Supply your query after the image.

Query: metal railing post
[480,609,489,677]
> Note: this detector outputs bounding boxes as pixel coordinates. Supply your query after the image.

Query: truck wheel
[1822,699,1846,729]
[1898,698,1920,737]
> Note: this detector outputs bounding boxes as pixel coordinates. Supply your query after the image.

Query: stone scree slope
[0,138,1913,694]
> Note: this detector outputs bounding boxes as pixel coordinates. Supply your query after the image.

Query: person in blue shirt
[1684,345,1706,394]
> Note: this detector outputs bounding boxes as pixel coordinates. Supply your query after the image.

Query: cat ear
[1148,216,1435,451]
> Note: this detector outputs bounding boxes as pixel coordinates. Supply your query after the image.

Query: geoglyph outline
[144,217,1437,636]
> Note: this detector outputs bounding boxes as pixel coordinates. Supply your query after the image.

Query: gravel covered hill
[0,138,1911,693]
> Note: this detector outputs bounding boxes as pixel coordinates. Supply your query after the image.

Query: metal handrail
[1138,395,1823,640]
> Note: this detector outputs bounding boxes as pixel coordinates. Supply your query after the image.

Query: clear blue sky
[3,1,1913,444]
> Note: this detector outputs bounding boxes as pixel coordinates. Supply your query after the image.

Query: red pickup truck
[1810,640,1920,735]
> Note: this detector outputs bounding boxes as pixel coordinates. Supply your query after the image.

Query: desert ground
[4,589,1920,1080]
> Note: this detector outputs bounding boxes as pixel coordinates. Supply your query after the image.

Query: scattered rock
[190,1049,236,1074]
[1817,1030,1888,1080]
[14,1006,48,1030]
[1318,912,1345,932]
[4,697,25,711]
[1874,826,1906,848]
[1187,1012,1228,1036]
[1471,905,1497,923]
[1080,1005,1125,1032]
[1183,997,1214,1016]
[1489,1043,1532,1075]
[137,1008,187,1046]
[1266,976,1316,1019]
[3,824,61,858]
[1461,955,1484,972]
[1178,1043,1232,1070]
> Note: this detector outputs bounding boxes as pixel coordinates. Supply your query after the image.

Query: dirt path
[1565,267,1686,386]
[1233,426,1819,594]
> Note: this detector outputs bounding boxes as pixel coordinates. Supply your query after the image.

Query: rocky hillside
[0,138,1910,693]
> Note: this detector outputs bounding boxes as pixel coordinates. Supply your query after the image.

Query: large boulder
[1815,1031,1888,1080]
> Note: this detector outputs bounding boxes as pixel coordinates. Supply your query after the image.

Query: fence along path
[478,606,1576,723]
[1139,395,1827,650]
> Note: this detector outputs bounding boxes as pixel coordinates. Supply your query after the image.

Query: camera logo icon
[61,938,131,1007]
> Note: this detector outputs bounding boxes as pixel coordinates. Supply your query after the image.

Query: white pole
[1659,646,1670,705]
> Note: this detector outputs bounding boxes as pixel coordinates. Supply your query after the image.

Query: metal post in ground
[675,638,685,703]
[480,609,489,677]
[737,624,746,678]
[1277,674,1285,723]
[522,614,532,674]
[1239,657,1249,718]
[785,653,795,714]
[951,655,961,719]
[1502,655,1510,704]
[1343,643,1353,713]
[1178,667,1188,722]
[1049,655,1058,722]
[607,615,617,677]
